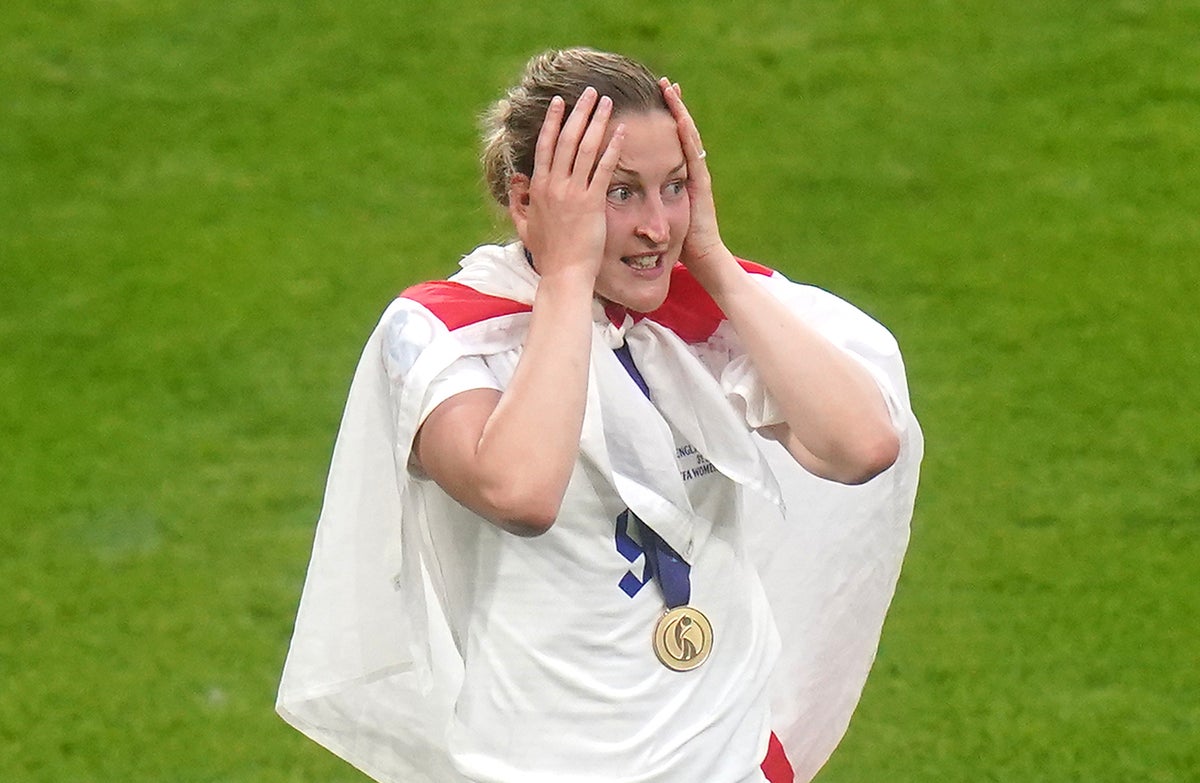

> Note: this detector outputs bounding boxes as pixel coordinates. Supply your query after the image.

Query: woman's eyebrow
[614,161,688,178]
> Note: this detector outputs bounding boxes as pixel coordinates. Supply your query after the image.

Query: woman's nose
[636,197,669,244]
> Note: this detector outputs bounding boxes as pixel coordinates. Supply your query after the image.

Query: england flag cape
[277,242,923,783]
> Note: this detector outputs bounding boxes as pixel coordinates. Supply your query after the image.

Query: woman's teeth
[623,254,660,270]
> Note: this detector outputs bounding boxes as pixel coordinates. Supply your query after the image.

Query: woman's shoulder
[392,242,536,332]
[397,280,532,331]
[646,259,776,343]
[378,249,535,373]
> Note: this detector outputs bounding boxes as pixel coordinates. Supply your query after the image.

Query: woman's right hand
[416,89,625,537]
[512,87,625,284]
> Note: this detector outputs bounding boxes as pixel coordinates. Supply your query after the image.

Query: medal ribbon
[612,341,651,399]
[613,341,692,609]
[640,518,691,608]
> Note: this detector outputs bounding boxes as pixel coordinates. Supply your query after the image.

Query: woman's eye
[608,185,634,202]
[665,181,686,197]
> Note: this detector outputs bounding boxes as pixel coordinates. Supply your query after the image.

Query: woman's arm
[660,80,899,485]
[413,89,625,534]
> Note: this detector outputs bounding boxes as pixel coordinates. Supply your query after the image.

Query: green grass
[2,1,1197,780]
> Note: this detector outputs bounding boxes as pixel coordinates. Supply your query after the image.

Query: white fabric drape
[277,243,922,783]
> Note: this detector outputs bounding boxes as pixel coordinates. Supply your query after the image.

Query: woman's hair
[481,47,667,206]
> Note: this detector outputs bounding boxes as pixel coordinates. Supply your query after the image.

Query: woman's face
[593,109,690,313]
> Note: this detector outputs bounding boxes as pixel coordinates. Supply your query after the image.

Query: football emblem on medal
[653,606,713,671]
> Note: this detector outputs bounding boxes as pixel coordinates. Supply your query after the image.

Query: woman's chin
[602,285,670,315]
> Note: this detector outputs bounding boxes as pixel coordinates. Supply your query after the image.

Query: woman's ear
[507,174,532,243]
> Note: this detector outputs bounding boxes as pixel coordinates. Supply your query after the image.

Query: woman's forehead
[610,110,684,176]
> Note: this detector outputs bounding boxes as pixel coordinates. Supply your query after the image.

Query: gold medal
[652,605,713,671]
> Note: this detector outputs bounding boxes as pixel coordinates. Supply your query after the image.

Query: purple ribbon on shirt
[613,341,691,608]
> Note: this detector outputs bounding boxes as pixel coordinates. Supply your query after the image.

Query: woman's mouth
[621,253,663,271]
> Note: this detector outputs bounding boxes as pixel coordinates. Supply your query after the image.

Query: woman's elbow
[497,510,559,537]
[841,425,901,485]
[478,483,563,537]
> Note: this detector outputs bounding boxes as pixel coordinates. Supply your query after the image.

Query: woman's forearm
[468,268,596,530]
[412,268,596,536]
[696,249,900,484]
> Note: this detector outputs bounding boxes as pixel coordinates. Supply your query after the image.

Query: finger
[552,86,600,178]
[660,79,706,167]
[573,94,613,181]
[673,82,706,161]
[676,82,705,153]
[532,96,565,182]
[590,121,626,190]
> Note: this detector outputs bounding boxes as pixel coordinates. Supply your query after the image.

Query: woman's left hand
[659,78,732,279]
[660,81,900,485]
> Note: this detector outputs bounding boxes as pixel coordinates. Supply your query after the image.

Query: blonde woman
[279,47,922,783]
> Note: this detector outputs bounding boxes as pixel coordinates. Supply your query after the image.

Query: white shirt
[409,343,780,782]
[276,243,923,783]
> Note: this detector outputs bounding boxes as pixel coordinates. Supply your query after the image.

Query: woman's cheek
[671,200,691,239]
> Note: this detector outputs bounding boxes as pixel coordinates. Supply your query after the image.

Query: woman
[278,48,922,783]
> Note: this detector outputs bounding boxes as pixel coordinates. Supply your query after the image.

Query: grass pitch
[2,1,1197,780]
